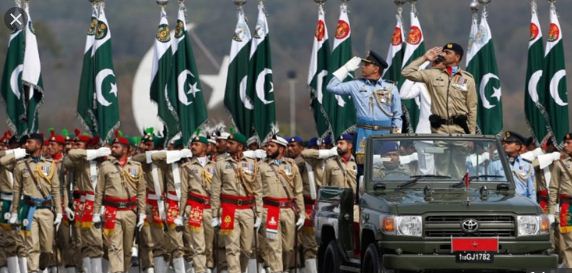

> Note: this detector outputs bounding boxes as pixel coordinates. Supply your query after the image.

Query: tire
[319,240,342,273]
[361,243,395,273]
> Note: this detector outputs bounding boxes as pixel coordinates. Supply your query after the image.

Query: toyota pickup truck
[315,134,558,273]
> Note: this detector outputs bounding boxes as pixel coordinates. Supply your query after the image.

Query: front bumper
[383,253,558,271]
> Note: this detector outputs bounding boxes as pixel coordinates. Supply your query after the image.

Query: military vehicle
[315,134,557,273]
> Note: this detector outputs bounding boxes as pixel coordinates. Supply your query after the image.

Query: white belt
[0,193,12,201]
[166,193,179,201]
[147,193,160,201]
[85,193,95,201]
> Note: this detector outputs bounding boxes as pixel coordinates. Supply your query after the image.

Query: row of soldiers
[0,126,359,273]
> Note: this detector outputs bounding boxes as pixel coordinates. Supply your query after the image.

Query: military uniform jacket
[64,149,100,193]
[0,151,16,193]
[294,155,316,198]
[131,153,165,194]
[259,157,305,217]
[402,56,478,134]
[94,157,145,214]
[325,155,358,193]
[300,150,325,188]
[179,157,217,215]
[11,156,63,214]
[509,157,536,202]
[549,155,572,214]
[210,155,262,218]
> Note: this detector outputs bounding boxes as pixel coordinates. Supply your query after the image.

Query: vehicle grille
[424,215,515,238]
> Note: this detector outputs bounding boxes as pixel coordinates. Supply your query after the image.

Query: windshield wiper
[451,175,505,188]
[396,175,452,190]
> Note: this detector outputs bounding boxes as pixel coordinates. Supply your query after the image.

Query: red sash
[538,189,549,214]
[80,192,96,229]
[303,195,315,229]
[102,196,136,236]
[262,197,291,239]
[165,191,180,226]
[220,194,254,235]
[146,191,163,226]
[559,194,572,234]
[187,192,211,232]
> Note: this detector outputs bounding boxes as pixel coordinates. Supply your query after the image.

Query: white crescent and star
[177,69,201,106]
[315,70,328,104]
[479,73,501,109]
[95,68,117,107]
[255,68,274,105]
[527,70,543,103]
[239,75,254,110]
[549,69,568,106]
[9,64,24,100]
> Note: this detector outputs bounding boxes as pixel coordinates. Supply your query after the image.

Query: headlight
[517,215,549,236]
[381,215,422,237]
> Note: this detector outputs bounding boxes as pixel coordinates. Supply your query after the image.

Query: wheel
[361,243,395,273]
[319,240,342,273]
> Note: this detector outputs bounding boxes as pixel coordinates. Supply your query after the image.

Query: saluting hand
[424,47,442,62]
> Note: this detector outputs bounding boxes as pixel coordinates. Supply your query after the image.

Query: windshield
[368,137,509,190]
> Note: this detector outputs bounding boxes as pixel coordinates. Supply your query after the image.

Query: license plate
[455,252,494,263]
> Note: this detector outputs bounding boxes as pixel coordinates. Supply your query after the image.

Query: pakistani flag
[173,4,207,147]
[150,9,178,144]
[524,2,550,143]
[382,9,404,83]
[249,2,276,142]
[0,28,25,136]
[307,4,331,138]
[224,8,253,136]
[92,4,120,141]
[399,7,425,133]
[466,8,503,135]
[77,6,98,135]
[543,2,569,146]
[325,3,356,138]
[22,4,44,134]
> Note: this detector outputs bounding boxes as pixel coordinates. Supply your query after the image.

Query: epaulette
[461,70,474,79]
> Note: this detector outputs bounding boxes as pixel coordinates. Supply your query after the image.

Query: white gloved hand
[145,150,158,164]
[254,149,267,159]
[54,213,63,231]
[65,207,75,221]
[92,213,101,224]
[180,148,192,158]
[318,146,339,159]
[86,147,111,160]
[295,216,305,230]
[174,216,184,227]
[332,56,362,81]
[12,148,27,160]
[8,213,17,225]
[254,217,262,231]
[243,150,256,159]
[538,152,562,169]
[137,214,146,231]
[548,214,556,225]
[211,217,220,227]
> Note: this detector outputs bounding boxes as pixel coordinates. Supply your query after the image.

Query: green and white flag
[524,1,550,143]
[543,2,569,146]
[307,4,331,138]
[77,6,98,135]
[92,3,120,141]
[22,3,44,134]
[150,8,178,144]
[382,7,404,83]
[0,26,25,136]
[325,3,355,138]
[249,2,276,142]
[466,8,503,135]
[173,3,207,147]
[399,5,426,133]
[224,8,253,136]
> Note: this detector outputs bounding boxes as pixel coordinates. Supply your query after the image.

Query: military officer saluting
[9,133,63,273]
[549,133,572,267]
[402,43,477,135]
[92,132,146,273]
[501,131,536,202]
[326,51,403,156]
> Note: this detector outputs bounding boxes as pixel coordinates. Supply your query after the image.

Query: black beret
[362,50,388,69]
[443,42,464,59]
